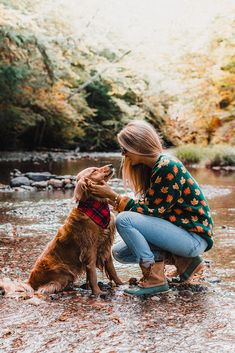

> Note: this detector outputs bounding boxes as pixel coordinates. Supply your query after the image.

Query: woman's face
[120,146,142,166]
[125,152,142,166]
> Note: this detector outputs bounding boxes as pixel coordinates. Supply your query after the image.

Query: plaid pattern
[78,199,111,229]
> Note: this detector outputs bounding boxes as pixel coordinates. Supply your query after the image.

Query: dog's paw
[90,290,109,299]
[37,282,62,295]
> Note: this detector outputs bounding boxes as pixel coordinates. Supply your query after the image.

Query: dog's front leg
[86,261,102,295]
[105,255,123,285]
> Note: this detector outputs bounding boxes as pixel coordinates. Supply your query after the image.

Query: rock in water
[10,176,31,187]
[25,172,53,181]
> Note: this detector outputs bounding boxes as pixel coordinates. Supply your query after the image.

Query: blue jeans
[113,211,208,264]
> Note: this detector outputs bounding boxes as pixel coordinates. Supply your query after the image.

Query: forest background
[0,0,234,154]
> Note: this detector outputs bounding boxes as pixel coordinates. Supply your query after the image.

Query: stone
[207,277,221,284]
[47,185,53,191]
[11,169,22,177]
[10,176,31,187]
[55,175,72,181]
[25,172,53,181]
[63,178,72,185]
[31,181,48,188]
[64,183,74,189]
[48,179,63,188]
[20,185,36,192]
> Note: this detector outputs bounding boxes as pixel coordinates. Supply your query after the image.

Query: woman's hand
[88,181,117,200]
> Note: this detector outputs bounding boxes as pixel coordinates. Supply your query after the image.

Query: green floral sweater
[119,154,214,251]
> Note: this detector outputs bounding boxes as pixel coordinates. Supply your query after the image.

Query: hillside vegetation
[0,1,234,150]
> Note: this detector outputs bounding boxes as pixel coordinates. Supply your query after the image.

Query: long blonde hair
[117,120,163,196]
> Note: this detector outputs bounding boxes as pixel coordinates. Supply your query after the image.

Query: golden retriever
[1,165,122,297]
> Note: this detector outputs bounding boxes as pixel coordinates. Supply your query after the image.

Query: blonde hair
[117,120,163,195]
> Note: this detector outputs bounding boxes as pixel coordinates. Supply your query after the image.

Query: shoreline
[0,150,234,171]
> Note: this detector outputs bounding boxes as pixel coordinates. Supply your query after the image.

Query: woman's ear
[73,177,87,202]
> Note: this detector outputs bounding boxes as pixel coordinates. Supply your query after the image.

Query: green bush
[207,145,235,166]
[175,144,235,166]
[175,145,205,164]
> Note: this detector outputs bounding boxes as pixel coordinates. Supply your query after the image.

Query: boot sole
[124,284,170,296]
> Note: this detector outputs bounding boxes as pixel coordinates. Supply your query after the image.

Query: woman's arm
[89,159,183,216]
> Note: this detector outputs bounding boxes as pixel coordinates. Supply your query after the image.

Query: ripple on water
[201,185,232,199]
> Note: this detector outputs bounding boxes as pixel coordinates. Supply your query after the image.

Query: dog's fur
[1,165,122,296]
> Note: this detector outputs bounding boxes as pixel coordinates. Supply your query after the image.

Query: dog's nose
[107,164,113,169]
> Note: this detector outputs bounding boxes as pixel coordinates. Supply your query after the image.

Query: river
[0,153,234,353]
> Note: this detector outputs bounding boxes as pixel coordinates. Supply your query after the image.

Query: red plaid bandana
[77,199,111,229]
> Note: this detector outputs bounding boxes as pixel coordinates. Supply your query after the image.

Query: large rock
[25,172,53,181]
[10,176,31,187]
[47,179,63,188]
[31,181,48,189]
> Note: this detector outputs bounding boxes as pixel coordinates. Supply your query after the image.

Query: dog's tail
[0,277,34,298]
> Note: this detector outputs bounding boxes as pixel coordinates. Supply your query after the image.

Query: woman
[89,120,214,296]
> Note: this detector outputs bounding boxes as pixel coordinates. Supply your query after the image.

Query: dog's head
[74,164,114,202]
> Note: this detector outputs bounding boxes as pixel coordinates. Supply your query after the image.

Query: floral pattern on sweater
[120,154,214,251]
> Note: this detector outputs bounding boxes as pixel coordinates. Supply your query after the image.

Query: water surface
[0,154,234,353]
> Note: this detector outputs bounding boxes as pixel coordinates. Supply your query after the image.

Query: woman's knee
[112,242,133,264]
[188,234,208,257]
[112,247,121,262]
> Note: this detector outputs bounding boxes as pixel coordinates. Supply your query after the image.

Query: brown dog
[27,164,122,295]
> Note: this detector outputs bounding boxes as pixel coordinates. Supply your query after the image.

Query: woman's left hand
[88,181,116,199]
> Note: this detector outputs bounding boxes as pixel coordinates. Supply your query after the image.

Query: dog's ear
[84,177,92,187]
[73,177,87,202]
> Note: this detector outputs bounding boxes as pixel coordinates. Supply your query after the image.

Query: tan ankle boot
[163,252,178,279]
[138,263,150,284]
[138,261,167,288]
[171,255,204,282]
[124,261,169,296]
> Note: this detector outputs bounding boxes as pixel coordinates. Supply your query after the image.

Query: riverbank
[0,149,234,193]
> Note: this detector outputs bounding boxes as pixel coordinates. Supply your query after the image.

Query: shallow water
[0,154,234,353]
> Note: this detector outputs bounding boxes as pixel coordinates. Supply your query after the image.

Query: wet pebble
[2,329,14,338]
[151,296,161,301]
[178,289,193,298]
[98,281,112,291]
[49,293,61,300]
[165,291,177,301]
[27,296,45,306]
[0,287,5,296]
[207,277,221,284]
[128,277,138,286]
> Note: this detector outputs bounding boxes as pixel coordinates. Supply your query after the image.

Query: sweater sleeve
[118,159,182,217]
